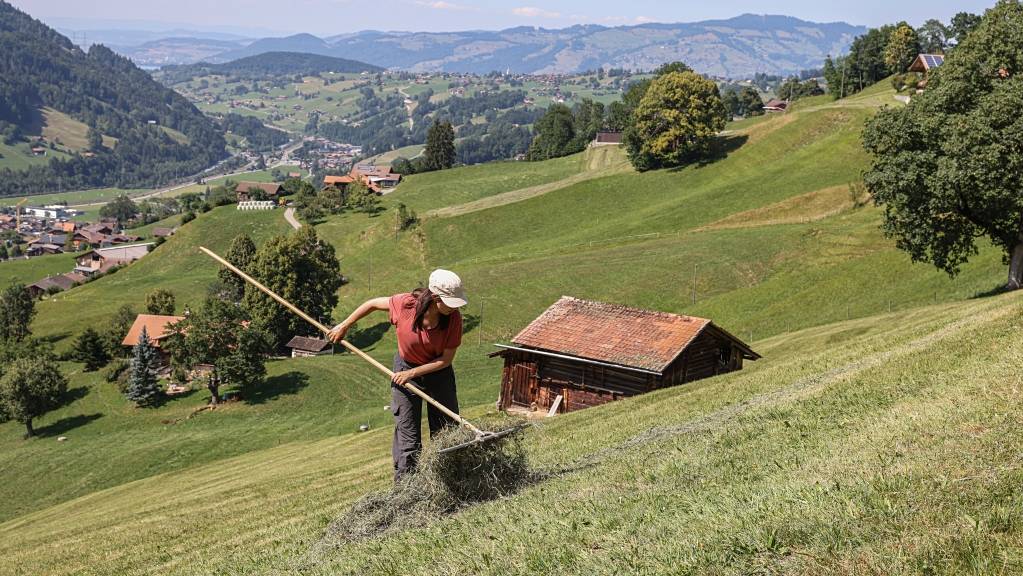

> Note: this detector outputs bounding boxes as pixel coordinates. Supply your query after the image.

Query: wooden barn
[493,296,759,415]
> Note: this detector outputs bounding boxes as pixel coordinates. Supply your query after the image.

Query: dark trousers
[391,354,459,481]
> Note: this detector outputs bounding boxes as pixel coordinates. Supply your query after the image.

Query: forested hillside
[159,51,383,85]
[0,1,226,196]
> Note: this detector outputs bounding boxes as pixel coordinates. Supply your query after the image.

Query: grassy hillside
[2,293,1019,575]
[0,82,1018,574]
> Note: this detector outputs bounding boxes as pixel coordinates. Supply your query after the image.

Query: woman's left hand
[391,369,417,386]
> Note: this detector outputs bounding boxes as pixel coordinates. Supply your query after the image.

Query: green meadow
[0,81,1019,575]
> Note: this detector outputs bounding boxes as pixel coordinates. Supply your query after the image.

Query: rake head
[436,425,523,454]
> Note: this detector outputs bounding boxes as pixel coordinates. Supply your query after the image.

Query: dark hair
[411,287,449,333]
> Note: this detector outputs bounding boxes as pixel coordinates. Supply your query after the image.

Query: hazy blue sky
[11,0,996,36]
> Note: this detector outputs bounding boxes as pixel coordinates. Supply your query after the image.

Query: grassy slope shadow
[304,417,535,565]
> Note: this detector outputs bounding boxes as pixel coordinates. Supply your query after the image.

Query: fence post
[478,297,484,347]
[691,263,697,305]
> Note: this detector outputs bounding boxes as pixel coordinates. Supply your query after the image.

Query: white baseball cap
[428,269,468,308]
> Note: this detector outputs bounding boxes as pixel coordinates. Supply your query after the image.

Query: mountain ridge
[120,14,865,77]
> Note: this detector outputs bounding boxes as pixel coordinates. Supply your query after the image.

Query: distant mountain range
[112,14,865,78]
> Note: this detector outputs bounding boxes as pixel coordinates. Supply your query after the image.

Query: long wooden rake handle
[198,246,483,435]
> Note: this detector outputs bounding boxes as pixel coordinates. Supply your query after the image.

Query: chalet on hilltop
[322,165,402,194]
[492,296,759,415]
[234,181,283,202]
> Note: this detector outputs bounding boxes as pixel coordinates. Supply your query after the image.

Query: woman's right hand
[327,322,349,343]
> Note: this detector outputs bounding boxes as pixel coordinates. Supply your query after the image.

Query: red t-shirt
[389,293,462,365]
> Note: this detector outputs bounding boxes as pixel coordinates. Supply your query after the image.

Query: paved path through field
[284,207,302,230]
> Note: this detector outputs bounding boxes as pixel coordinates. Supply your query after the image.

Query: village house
[122,314,186,365]
[285,336,333,358]
[322,175,355,189]
[349,164,402,192]
[234,181,284,202]
[27,274,78,298]
[74,243,153,275]
[764,99,789,112]
[492,297,759,415]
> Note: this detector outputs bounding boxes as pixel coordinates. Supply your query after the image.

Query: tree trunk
[24,418,34,438]
[1008,239,1023,291]
[207,371,220,406]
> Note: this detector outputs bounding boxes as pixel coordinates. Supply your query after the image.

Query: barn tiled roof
[511,296,712,373]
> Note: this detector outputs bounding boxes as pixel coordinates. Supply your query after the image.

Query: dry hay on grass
[316,416,535,548]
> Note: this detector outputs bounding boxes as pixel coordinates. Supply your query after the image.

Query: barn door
[510,361,536,406]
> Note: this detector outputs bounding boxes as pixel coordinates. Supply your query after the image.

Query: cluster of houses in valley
[296,137,362,172]
[0,208,169,298]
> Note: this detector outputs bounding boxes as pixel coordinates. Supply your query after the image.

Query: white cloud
[415,0,470,10]
[512,6,561,19]
[634,15,655,24]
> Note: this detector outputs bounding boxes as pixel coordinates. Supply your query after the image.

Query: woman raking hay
[328,269,468,480]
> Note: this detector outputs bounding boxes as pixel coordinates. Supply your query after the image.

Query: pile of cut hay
[318,416,534,547]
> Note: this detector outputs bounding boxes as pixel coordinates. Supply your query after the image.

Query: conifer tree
[125,327,160,407]
[72,327,110,371]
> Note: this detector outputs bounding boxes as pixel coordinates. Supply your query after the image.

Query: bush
[181,211,196,224]
[104,358,129,384]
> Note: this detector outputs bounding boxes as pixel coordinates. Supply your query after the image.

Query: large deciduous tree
[0,283,35,342]
[863,0,1023,290]
[145,289,176,315]
[625,70,728,171]
[0,355,67,437]
[243,226,342,350]
[738,86,764,117]
[527,104,577,161]
[166,297,269,406]
[98,195,138,227]
[218,235,256,301]
[884,24,922,73]
[917,19,949,54]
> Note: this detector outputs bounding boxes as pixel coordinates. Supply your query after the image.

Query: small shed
[286,336,333,358]
[593,131,623,145]
[908,53,945,73]
[492,296,759,415]
[764,99,789,112]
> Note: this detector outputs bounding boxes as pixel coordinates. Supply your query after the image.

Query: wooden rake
[199,246,516,454]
